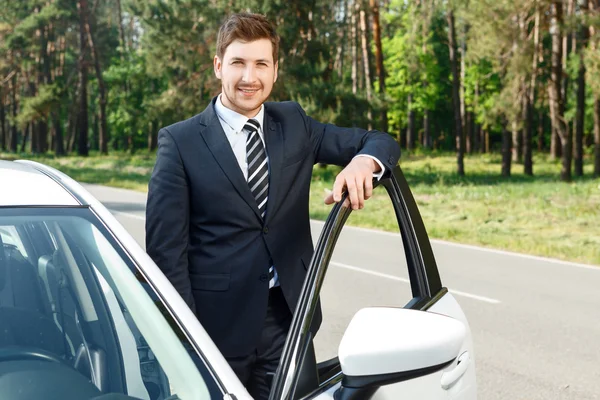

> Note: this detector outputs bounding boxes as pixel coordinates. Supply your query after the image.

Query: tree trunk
[407,93,415,150]
[548,1,571,181]
[26,68,40,154]
[370,0,387,132]
[511,121,521,163]
[446,9,464,175]
[474,81,481,152]
[524,7,540,176]
[523,94,533,175]
[480,127,487,153]
[511,15,525,164]
[551,125,561,158]
[52,112,64,156]
[0,88,5,151]
[78,0,89,156]
[10,75,18,152]
[460,25,467,153]
[466,111,474,153]
[420,0,431,149]
[562,0,574,106]
[592,98,600,177]
[115,0,127,53]
[474,122,481,153]
[485,129,490,153]
[84,4,108,154]
[589,0,600,177]
[537,109,545,152]
[66,96,78,154]
[502,122,512,177]
[574,26,587,177]
[40,24,51,153]
[423,110,431,149]
[512,125,523,162]
[351,0,358,95]
[334,0,348,79]
[21,122,34,153]
[359,2,373,129]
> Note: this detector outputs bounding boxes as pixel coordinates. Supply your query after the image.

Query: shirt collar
[215,93,265,133]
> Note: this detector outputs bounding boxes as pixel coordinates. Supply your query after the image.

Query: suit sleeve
[295,103,401,173]
[145,128,196,313]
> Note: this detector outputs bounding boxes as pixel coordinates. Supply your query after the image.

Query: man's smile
[239,87,260,96]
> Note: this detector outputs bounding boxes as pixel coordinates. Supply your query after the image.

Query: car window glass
[312,186,413,363]
[0,212,211,400]
[0,225,28,258]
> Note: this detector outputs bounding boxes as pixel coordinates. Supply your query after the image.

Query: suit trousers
[226,286,292,399]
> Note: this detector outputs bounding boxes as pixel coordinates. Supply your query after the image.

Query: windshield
[0,207,210,400]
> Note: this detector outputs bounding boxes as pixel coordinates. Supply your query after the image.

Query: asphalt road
[83,183,600,400]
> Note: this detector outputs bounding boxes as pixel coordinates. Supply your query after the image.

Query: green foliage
[0,0,598,178]
[383,1,451,139]
[14,84,61,128]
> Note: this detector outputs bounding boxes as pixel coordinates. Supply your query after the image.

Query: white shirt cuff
[353,155,386,180]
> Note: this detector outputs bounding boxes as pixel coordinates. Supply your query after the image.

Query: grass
[313,152,600,266]
[2,150,599,266]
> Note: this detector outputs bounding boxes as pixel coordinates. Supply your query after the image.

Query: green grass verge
[2,150,599,266]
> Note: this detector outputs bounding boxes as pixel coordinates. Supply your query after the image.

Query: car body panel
[0,161,79,206]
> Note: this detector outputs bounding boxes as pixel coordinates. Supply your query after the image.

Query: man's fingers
[346,177,359,210]
[324,191,335,205]
[333,175,345,202]
[364,174,373,200]
[356,176,365,209]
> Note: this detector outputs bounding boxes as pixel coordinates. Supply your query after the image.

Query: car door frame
[268,165,451,400]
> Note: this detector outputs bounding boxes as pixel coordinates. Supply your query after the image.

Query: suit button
[259,274,269,282]
[263,226,269,234]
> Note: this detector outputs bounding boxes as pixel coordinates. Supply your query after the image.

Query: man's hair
[216,13,279,63]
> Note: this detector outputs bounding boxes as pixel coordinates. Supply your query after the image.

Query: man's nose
[242,65,257,82]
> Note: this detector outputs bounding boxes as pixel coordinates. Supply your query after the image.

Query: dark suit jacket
[145,96,401,358]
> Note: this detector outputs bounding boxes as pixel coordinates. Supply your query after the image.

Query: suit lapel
[263,108,283,223]
[197,99,262,222]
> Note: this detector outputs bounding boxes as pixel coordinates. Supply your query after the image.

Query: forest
[1,0,599,182]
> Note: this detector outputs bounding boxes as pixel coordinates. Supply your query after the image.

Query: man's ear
[214,55,222,79]
[274,61,278,83]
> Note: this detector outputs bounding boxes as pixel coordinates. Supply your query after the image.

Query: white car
[0,159,477,400]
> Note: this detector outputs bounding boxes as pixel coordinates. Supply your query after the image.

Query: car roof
[0,160,81,207]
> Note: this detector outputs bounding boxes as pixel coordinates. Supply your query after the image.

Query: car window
[0,225,28,258]
[0,208,212,400]
[312,185,413,363]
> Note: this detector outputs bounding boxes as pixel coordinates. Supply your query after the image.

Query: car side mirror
[335,307,466,399]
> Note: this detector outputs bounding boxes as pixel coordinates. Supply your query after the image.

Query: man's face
[214,38,278,118]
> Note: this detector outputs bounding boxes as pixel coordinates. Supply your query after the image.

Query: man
[145,12,400,399]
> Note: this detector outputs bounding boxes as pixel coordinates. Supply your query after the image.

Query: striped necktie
[244,119,279,288]
[244,119,269,219]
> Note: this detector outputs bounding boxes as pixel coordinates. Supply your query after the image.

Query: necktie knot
[244,118,260,134]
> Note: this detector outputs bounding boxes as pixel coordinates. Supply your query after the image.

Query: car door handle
[441,351,470,389]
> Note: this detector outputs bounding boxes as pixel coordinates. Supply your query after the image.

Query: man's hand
[324,156,381,210]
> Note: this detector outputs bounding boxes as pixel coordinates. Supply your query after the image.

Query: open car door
[268,165,477,400]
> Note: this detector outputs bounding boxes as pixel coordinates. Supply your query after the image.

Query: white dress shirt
[215,94,269,181]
